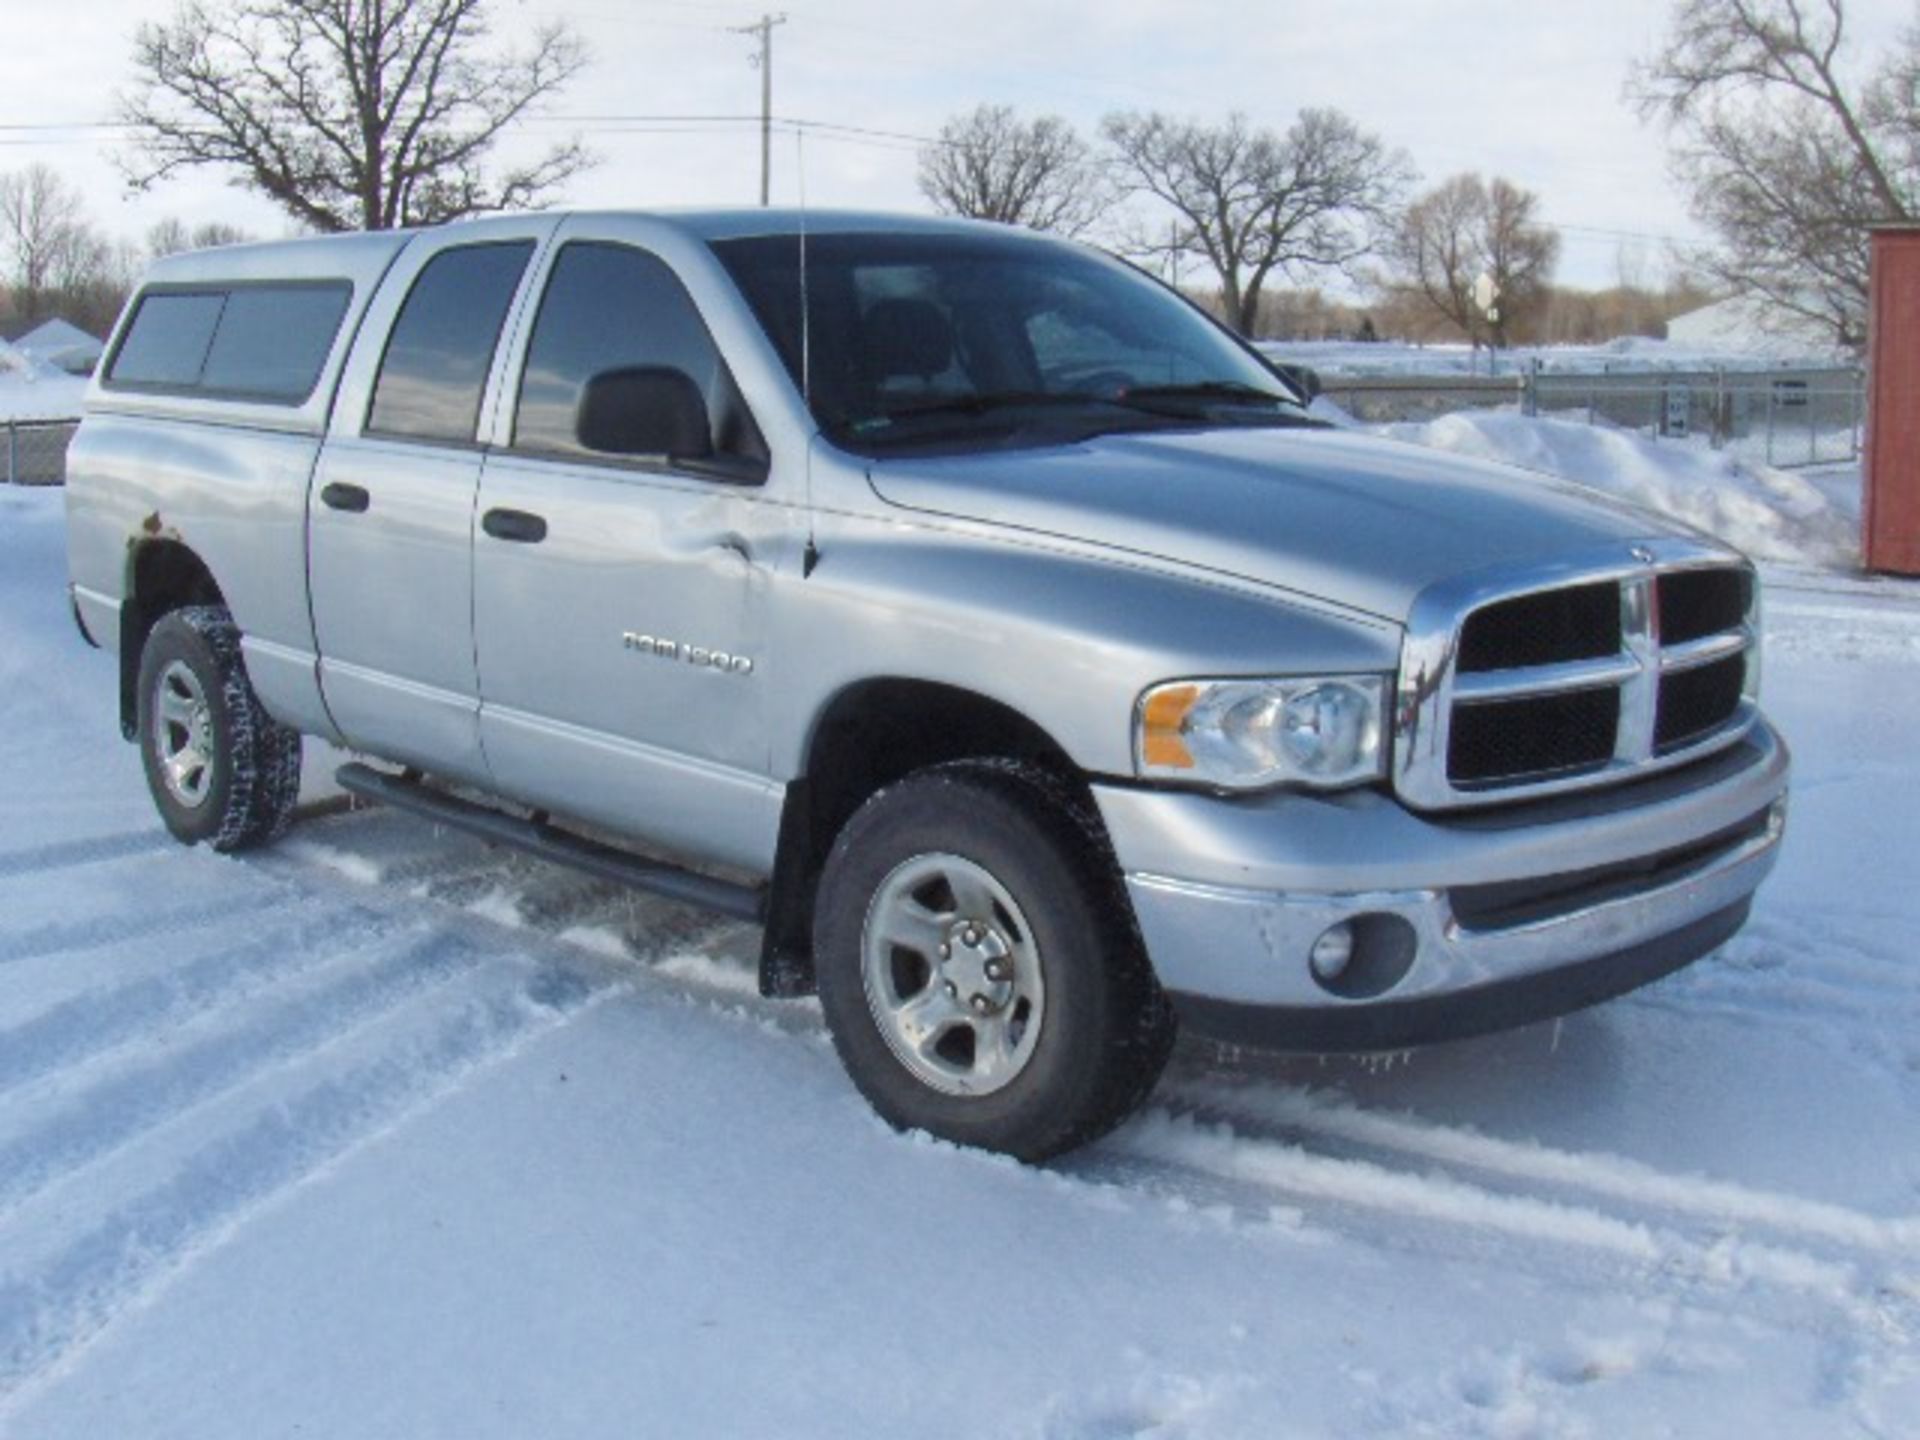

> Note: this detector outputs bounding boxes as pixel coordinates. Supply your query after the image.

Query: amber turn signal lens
[1140,684,1198,769]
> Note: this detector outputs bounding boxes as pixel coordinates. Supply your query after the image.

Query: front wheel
[813,759,1174,1161]
[137,605,303,852]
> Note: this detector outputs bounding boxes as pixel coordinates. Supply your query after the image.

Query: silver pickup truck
[66,210,1789,1158]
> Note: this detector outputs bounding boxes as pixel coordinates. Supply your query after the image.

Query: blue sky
[2,0,1913,291]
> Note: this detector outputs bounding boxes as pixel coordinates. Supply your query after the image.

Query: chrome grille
[1395,539,1760,809]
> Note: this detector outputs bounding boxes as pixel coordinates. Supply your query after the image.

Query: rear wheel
[814,759,1174,1161]
[137,606,303,852]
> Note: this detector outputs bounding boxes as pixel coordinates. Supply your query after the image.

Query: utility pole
[731,13,787,206]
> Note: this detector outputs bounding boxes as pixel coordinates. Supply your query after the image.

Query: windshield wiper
[859,390,1107,427]
[1110,380,1326,429]
[1115,380,1296,407]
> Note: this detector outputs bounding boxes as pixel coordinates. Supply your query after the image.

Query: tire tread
[139,605,302,853]
[814,757,1174,1161]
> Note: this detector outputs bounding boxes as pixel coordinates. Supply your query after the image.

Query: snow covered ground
[2,479,1918,1438]
[0,343,86,424]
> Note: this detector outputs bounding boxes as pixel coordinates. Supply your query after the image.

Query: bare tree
[147,218,256,259]
[1102,109,1411,336]
[918,106,1109,237]
[1386,172,1560,348]
[119,0,593,233]
[0,166,89,297]
[0,165,126,326]
[1631,0,1917,348]
[1385,174,1482,345]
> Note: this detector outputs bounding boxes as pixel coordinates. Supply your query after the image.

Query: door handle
[482,507,548,544]
[320,482,370,513]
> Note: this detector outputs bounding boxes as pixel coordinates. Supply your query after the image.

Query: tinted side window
[368,242,534,443]
[107,284,353,402]
[513,242,765,470]
[108,293,226,388]
[201,286,351,400]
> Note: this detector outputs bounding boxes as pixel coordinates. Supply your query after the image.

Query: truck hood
[866,426,1703,622]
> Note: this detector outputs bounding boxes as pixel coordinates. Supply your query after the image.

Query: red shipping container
[1865,225,1920,575]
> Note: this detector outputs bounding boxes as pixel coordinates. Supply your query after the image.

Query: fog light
[1309,922,1355,983]
[1306,913,1420,999]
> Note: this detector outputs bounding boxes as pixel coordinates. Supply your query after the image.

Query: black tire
[137,605,303,852]
[814,758,1175,1161]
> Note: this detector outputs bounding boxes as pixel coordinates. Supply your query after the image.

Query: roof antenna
[796,124,820,578]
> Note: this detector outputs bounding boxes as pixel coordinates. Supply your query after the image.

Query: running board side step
[334,762,766,923]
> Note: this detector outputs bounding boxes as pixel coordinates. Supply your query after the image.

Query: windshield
[709,229,1312,455]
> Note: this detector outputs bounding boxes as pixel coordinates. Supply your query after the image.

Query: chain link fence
[2,420,81,486]
[1320,366,1864,469]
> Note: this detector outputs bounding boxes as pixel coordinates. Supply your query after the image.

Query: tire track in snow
[275,814,1915,1337]
[0,903,409,1102]
[0,888,288,970]
[257,830,746,973]
[0,924,494,1216]
[278,826,506,892]
[1098,1109,1893,1319]
[12,799,1899,1400]
[0,962,622,1404]
[0,829,170,879]
[1153,1080,1920,1259]
[269,808,1917,1318]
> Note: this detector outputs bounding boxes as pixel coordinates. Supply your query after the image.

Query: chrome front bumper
[1094,721,1789,1046]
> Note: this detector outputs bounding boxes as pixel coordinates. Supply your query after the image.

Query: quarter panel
[64,412,330,732]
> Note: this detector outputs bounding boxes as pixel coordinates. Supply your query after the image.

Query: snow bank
[1371,409,1858,568]
[0,338,87,422]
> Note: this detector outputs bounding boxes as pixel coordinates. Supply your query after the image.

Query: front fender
[766,511,1401,780]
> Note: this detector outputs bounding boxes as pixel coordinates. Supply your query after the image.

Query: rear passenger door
[472,230,783,876]
[309,224,552,782]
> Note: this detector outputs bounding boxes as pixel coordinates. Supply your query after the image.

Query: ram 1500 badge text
[66,212,1789,1159]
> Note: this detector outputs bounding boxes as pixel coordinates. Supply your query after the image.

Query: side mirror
[576,366,712,459]
[1269,361,1323,403]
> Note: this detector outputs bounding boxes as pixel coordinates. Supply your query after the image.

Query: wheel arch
[119,539,227,739]
[759,677,1090,998]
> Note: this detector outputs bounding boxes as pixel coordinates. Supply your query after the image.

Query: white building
[12,317,105,376]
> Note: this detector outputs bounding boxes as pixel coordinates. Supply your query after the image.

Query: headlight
[1135,675,1389,791]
